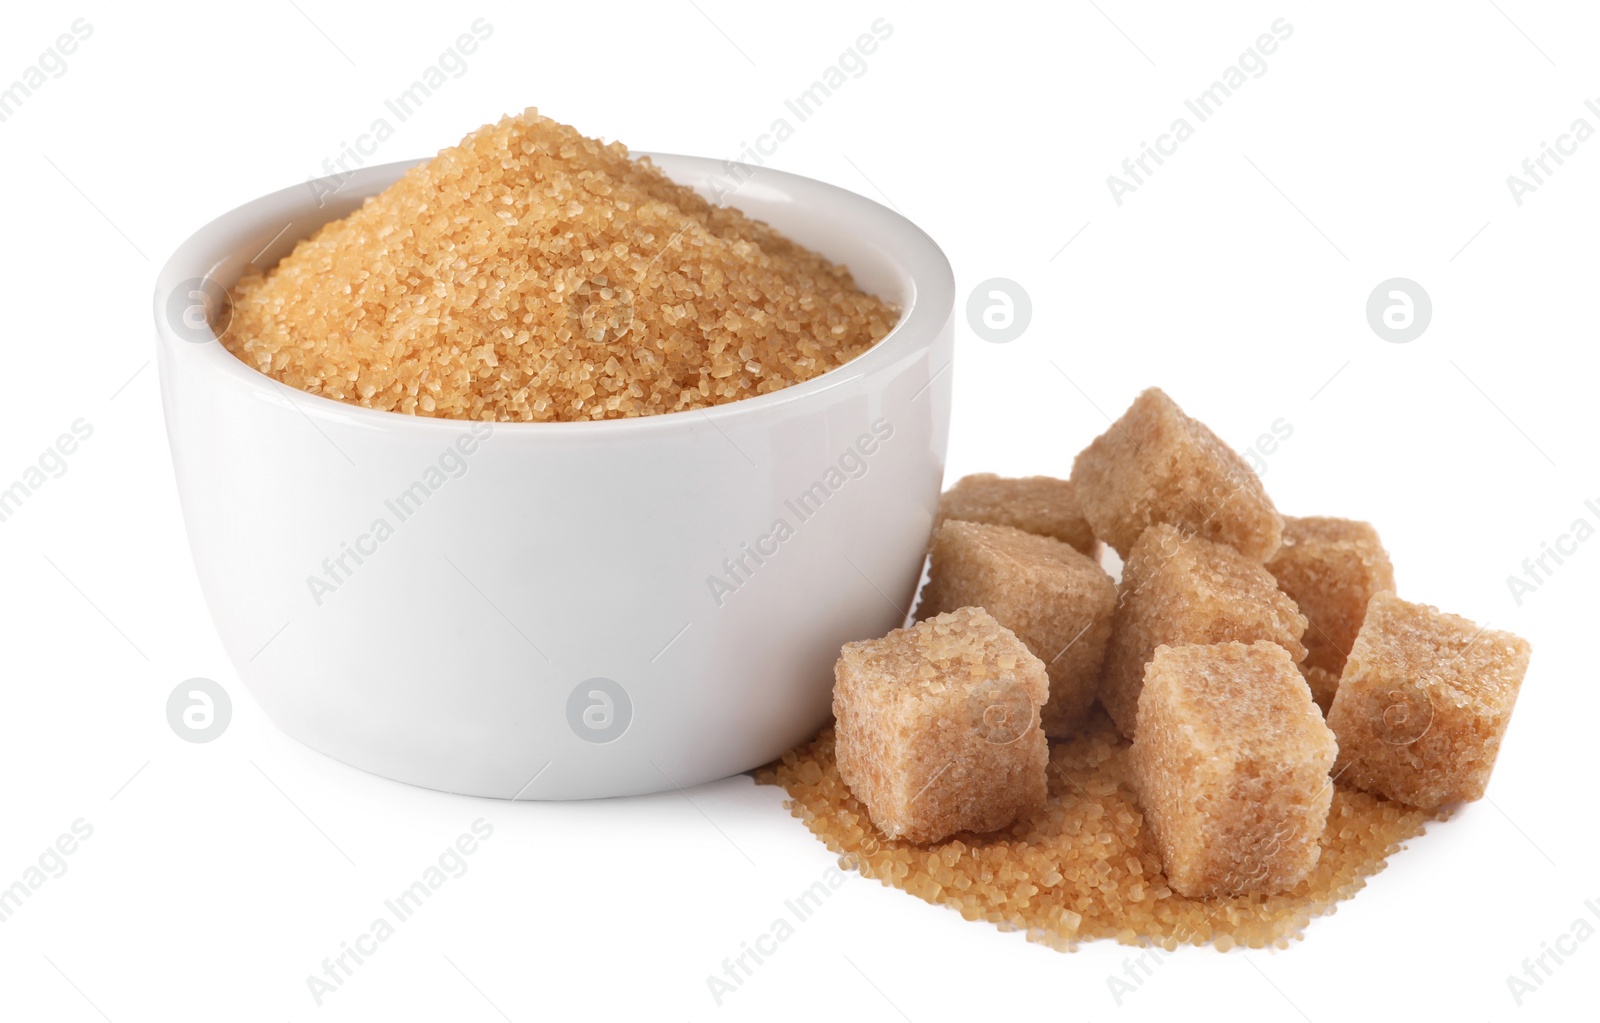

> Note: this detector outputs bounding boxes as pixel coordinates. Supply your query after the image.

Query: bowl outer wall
[153,154,954,799]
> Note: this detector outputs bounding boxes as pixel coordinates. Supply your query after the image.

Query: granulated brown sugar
[222,109,898,422]
[758,712,1439,951]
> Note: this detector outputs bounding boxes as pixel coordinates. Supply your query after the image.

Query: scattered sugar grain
[758,710,1437,951]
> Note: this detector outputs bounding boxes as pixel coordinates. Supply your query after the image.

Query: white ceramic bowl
[154,155,954,799]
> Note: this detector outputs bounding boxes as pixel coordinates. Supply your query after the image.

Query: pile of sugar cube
[831,387,1531,898]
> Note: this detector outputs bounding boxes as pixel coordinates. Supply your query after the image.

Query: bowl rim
[152,153,954,435]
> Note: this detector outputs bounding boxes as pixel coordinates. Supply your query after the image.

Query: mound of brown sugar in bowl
[221,109,898,422]
[757,712,1441,951]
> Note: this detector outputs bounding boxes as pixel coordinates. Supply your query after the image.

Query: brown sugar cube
[1267,516,1396,712]
[1099,524,1307,738]
[1069,387,1284,562]
[832,607,1049,843]
[1326,593,1531,809]
[1130,641,1338,898]
[917,521,1116,738]
[933,473,1098,557]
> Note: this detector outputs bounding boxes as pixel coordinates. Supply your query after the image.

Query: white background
[1,2,1595,1020]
